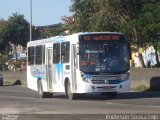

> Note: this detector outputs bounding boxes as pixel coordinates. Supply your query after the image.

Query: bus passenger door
[46,48,53,92]
[71,45,77,92]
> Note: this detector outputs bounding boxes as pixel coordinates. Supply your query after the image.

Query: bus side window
[53,43,60,64]
[61,42,70,63]
[35,45,43,65]
[42,45,45,64]
[28,46,35,65]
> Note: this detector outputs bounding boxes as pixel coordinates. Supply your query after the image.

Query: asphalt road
[0,85,160,120]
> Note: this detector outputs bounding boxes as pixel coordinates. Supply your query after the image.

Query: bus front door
[47,48,53,92]
[71,45,77,92]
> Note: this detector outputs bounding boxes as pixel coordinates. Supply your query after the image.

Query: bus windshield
[79,43,130,73]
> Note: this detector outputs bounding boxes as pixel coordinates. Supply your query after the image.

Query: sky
[0,0,73,26]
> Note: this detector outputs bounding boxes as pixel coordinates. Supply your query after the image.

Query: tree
[0,19,10,54]
[61,16,76,34]
[70,0,119,32]
[70,0,160,67]
[7,13,30,48]
[6,13,30,61]
[108,0,160,67]
[33,23,67,39]
[139,1,160,66]
[108,0,147,67]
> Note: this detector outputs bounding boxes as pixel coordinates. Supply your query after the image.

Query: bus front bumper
[76,80,130,93]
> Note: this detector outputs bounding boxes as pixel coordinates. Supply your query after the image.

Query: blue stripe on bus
[108,79,123,84]
[34,76,45,79]
[55,64,63,80]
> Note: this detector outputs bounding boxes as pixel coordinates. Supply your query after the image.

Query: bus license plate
[103,86,112,90]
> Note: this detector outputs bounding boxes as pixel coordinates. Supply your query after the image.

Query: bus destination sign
[81,34,121,41]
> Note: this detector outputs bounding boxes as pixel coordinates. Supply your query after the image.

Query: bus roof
[27,32,125,46]
[27,36,64,46]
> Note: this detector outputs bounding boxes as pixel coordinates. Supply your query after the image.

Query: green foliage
[140,1,160,47]
[0,55,5,64]
[0,13,30,55]
[69,0,160,67]
[70,0,119,32]
[7,13,30,47]
[0,19,10,54]
[132,85,149,92]
[70,0,159,48]
[33,23,67,40]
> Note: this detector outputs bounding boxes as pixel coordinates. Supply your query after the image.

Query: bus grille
[92,80,105,84]
[91,76,122,84]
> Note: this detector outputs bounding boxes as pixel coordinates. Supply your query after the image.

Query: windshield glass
[79,43,129,73]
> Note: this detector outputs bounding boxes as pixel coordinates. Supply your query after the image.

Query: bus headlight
[81,73,84,77]
[81,72,91,83]
[83,77,89,82]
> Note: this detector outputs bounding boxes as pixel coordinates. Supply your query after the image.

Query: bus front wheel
[37,80,52,98]
[65,81,76,100]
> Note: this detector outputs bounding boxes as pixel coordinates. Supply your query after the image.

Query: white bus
[27,32,131,100]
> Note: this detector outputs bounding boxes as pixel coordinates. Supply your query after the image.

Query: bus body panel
[27,65,47,91]
[27,32,131,96]
[74,70,130,93]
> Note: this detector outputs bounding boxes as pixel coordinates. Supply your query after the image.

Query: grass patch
[132,85,149,92]
[4,79,25,86]
[4,80,12,85]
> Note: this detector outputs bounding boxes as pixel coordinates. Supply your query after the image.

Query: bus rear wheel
[0,82,3,86]
[65,81,76,100]
[38,80,52,98]
[0,81,3,86]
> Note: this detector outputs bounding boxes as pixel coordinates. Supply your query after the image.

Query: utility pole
[30,0,32,41]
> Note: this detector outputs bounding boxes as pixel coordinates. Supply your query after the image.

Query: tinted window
[42,45,45,64]
[53,43,60,63]
[35,45,43,65]
[28,47,35,65]
[61,42,70,63]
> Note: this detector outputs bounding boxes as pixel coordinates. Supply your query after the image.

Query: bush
[132,85,149,92]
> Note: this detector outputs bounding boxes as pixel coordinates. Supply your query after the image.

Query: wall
[130,68,160,90]
[2,68,160,90]
[2,71,27,85]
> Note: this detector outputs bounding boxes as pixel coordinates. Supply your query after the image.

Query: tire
[45,92,53,98]
[0,83,3,86]
[0,78,3,86]
[101,92,117,99]
[77,93,86,99]
[37,80,53,98]
[65,81,76,100]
